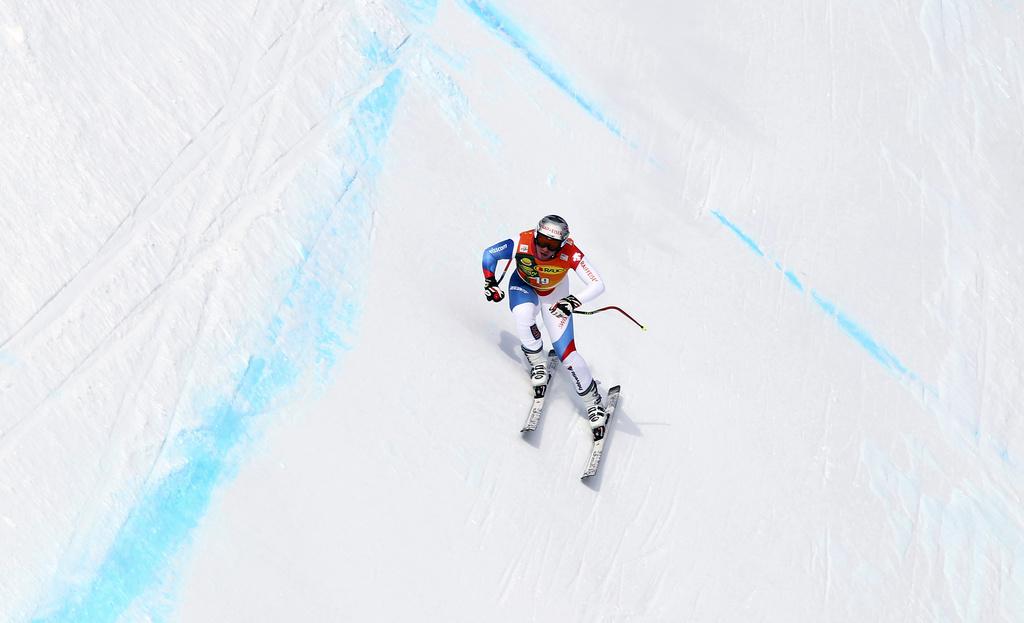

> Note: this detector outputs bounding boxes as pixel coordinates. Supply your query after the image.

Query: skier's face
[535,234,561,260]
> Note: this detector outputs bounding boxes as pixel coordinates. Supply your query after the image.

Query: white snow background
[2,0,1023,621]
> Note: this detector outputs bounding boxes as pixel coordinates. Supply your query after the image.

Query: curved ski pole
[574,306,647,332]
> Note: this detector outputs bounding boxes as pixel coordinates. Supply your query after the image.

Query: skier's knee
[554,339,577,362]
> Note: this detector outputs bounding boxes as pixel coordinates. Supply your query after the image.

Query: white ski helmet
[535,214,569,243]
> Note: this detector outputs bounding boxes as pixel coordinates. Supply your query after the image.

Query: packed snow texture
[2,0,1023,621]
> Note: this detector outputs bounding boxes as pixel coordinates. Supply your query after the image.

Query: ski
[581,385,621,480]
[520,350,560,433]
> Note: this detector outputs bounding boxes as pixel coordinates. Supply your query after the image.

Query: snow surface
[2,0,1023,621]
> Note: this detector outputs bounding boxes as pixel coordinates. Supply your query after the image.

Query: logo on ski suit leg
[566,365,584,393]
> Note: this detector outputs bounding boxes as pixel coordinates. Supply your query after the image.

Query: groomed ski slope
[2,0,1023,621]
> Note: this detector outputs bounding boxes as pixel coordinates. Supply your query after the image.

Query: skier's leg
[538,283,606,438]
[508,272,547,386]
[538,282,589,390]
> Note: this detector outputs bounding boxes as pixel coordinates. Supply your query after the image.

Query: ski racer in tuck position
[481,215,609,440]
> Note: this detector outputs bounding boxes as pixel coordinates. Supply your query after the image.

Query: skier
[481,215,609,440]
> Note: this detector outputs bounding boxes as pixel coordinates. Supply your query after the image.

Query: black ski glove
[550,295,581,318]
[484,277,505,302]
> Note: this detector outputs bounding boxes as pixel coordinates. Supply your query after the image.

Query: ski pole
[496,258,513,285]
[575,306,647,332]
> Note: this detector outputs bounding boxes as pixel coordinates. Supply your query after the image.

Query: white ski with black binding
[521,350,559,433]
[581,385,621,479]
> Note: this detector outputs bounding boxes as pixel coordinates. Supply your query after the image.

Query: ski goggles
[534,233,564,252]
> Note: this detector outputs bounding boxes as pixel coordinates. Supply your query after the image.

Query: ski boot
[580,380,607,440]
[521,344,548,389]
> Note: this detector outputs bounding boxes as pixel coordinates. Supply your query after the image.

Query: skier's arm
[482,238,514,279]
[572,256,605,304]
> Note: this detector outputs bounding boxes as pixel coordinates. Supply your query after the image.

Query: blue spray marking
[784,270,804,291]
[811,289,911,376]
[809,290,838,317]
[399,0,439,24]
[459,0,623,138]
[711,210,765,257]
[33,69,407,623]
[363,31,399,66]
[711,209,925,387]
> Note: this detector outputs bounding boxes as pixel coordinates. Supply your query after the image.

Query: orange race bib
[514,230,583,294]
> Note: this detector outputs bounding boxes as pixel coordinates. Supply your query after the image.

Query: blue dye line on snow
[711,210,765,257]
[400,0,439,23]
[460,0,624,138]
[33,70,407,623]
[812,290,913,378]
[710,209,922,384]
[784,270,804,291]
[363,31,400,66]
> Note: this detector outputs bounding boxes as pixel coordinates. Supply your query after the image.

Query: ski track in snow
[1,0,1023,620]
